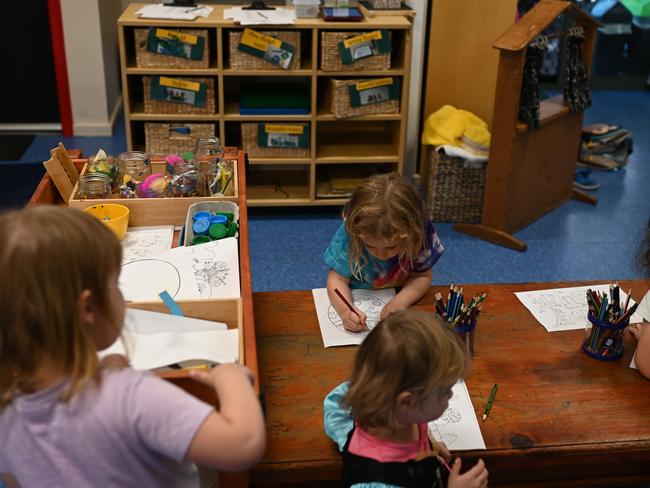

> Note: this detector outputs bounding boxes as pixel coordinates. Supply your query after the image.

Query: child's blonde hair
[0,206,122,409]
[343,172,425,278]
[345,309,469,430]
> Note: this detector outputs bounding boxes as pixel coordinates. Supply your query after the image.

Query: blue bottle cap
[192,218,210,236]
[192,211,211,222]
[209,214,228,225]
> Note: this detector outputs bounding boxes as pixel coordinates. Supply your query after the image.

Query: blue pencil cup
[581,312,628,361]
[454,318,477,357]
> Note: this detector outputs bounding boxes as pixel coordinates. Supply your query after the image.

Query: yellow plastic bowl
[83,204,129,241]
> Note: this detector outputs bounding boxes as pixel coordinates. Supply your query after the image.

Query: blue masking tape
[158,290,184,316]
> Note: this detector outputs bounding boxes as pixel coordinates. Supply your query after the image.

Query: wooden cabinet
[118,4,412,206]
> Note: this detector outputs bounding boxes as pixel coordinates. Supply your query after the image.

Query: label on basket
[338,30,391,65]
[238,28,295,70]
[147,28,205,61]
[151,76,206,107]
[258,123,309,149]
[349,77,400,107]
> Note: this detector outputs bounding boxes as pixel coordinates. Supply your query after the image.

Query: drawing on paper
[327,295,388,331]
[528,290,587,330]
[120,259,181,300]
[429,407,462,447]
[121,226,174,264]
[187,244,231,299]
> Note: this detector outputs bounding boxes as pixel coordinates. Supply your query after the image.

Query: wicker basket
[320,32,391,71]
[228,30,301,70]
[326,79,400,119]
[367,0,401,8]
[134,28,209,69]
[426,148,486,223]
[241,123,310,158]
[143,77,216,115]
[145,123,216,156]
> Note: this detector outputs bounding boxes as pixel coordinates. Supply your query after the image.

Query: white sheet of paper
[223,7,296,25]
[99,309,237,370]
[119,251,200,302]
[514,284,643,332]
[428,381,486,451]
[312,288,396,347]
[136,4,213,20]
[122,226,174,264]
[170,238,241,299]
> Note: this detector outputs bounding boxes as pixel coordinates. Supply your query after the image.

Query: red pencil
[334,288,361,318]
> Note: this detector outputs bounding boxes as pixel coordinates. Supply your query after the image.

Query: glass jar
[116,151,151,198]
[194,137,224,196]
[87,154,117,189]
[77,173,111,200]
[169,159,201,197]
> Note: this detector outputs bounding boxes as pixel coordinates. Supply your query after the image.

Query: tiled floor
[3,89,649,292]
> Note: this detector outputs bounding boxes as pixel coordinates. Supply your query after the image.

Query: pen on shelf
[334,288,361,319]
[482,383,499,421]
[258,11,268,19]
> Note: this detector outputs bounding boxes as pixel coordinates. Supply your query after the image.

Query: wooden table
[252,281,650,487]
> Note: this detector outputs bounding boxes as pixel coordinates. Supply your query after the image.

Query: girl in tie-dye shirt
[324,173,444,332]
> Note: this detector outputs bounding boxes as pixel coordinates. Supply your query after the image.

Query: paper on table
[223,7,296,25]
[514,284,643,332]
[99,309,236,371]
[312,287,396,347]
[122,226,174,264]
[631,292,650,369]
[428,380,486,451]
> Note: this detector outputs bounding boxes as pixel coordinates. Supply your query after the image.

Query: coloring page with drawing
[428,380,486,451]
[312,287,396,347]
[515,284,643,332]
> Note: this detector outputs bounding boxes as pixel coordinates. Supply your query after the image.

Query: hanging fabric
[564,26,592,114]
[517,38,546,130]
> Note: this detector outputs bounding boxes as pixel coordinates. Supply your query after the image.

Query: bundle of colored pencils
[434,285,487,329]
[586,283,638,325]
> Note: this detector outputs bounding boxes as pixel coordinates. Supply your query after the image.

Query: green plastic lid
[218,212,234,224]
[192,235,211,245]
[209,223,228,240]
[181,151,194,161]
[226,221,238,237]
[622,0,650,16]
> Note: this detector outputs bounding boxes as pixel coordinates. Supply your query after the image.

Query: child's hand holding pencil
[335,288,368,332]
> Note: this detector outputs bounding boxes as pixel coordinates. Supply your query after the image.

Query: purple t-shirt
[0,368,213,487]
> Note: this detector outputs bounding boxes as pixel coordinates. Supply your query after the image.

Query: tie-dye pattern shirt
[324,221,444,289]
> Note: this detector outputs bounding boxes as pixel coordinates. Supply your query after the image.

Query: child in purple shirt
[0,206,265,487]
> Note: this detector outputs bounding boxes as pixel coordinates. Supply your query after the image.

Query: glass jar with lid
[116,151,151,198]
[77,173,111,200]
[87,153,117,189]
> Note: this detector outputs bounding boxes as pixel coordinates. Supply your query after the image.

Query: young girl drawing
[325,173,444,332]
[629,217,650,379]
[0,206,265,487]
[324,309,488,488]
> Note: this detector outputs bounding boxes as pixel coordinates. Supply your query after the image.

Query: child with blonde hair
[0,206,265,487]
[324,309,488,488]
[325,172,444,332]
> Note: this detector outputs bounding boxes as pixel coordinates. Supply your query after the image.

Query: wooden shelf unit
[118,4,412,207]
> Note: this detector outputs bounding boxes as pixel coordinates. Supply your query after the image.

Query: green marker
[482,383,499,421]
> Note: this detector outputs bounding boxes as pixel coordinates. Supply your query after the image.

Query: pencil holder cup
[581,312,628,361]
[454,318,477,357]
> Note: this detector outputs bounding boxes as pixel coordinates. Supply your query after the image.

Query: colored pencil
[334,288,361,318]
[482,383,499,421]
